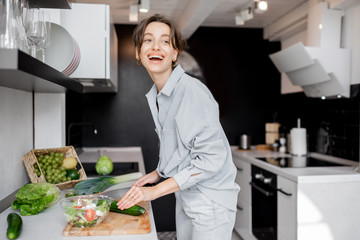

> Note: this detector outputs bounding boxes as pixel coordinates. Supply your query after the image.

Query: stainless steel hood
[269,2,351,99]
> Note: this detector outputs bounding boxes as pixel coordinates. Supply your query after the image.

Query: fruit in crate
[66,169,80,180]
[62,157,77,169]
[33,151,72,184]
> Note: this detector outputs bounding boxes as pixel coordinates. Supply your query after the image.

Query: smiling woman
[115,14,240,240]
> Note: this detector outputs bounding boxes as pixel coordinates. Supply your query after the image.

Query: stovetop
[256,156,349,168]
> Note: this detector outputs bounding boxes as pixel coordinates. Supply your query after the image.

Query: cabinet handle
[237,168,243,172]
[237,204,243,211]
[277,188,292,196]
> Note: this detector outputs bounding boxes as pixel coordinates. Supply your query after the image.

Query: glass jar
[0,0,28,51]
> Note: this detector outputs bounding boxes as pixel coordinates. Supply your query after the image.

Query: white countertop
[0,147,158,240]
[0,181,158,240]
[231,146,360,183]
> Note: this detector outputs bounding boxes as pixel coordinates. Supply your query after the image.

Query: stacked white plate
[45,23,81,76]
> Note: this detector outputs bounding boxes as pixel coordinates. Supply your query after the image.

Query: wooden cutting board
[63,201,151,236]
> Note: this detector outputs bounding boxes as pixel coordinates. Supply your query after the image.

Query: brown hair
[133,14,187,61]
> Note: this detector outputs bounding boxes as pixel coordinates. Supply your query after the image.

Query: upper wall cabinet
[0,0,84,93]
[59,3,118,93]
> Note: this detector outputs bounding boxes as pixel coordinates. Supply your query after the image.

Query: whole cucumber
[7,213,22,239]
[110,201,146,216]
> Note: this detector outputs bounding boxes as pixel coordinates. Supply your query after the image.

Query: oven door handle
[249,182,274,196]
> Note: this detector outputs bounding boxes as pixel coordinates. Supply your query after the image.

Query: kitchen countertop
[0,147,158,240]
[231,146,360,183]
[0,181,158,240]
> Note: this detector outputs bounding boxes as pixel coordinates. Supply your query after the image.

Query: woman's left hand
[116,185,156,210]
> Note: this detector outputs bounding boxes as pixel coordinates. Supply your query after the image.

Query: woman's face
[137,22,178,76]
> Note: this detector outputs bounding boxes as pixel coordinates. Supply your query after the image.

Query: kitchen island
[231,146,360,240]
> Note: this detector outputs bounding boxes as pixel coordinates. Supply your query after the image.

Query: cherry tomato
[84,208,96,221]
[74,206,82,211]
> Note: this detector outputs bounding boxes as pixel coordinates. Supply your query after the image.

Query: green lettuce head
[95,155,113,175]
[12,182,61,216]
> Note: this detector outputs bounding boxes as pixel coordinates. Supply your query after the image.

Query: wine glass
[13,0,28,52]
[36,12,50,62]
[25,7,46,58]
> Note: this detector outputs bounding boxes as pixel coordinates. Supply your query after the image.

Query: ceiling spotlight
[254,0,268,14]
[129,5,138,22]
[235,8,253,25]
[139,0,150,13]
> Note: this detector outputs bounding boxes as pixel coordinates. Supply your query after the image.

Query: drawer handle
[237,205,243,211]
[237,168,243,172]
[277,188,292,196]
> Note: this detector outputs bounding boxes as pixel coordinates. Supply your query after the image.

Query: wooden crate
[22,146,87,190]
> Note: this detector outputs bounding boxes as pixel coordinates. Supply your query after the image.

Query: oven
[251,165,278,240]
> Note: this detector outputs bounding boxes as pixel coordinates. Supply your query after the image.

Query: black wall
[66,25,360,231]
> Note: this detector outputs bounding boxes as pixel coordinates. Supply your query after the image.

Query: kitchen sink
[75,147,146,176]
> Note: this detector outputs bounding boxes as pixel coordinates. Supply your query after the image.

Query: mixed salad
[63,197,112,227]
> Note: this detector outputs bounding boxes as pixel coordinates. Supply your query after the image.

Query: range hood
[269,2,351,99]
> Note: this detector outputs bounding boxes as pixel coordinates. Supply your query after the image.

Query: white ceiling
[71,0,307,38]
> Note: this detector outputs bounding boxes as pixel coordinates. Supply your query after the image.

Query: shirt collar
[160,65,184,97]
[145,64,185,99]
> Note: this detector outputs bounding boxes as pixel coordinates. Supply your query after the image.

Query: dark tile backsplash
[277,85,360,162]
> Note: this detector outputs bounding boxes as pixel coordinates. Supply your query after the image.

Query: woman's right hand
[132,170,161,187]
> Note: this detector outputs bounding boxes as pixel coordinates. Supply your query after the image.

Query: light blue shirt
[145,65,240,211]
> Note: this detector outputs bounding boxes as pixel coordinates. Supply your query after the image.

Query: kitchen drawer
[234,160,251,203]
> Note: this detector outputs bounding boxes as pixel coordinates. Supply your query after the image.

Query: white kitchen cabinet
[277,175,297,240]
[232,154,257,240]
[60,3,118,92]
[232,230,242,240]
[231,147,360,240]
[234,158,252,204]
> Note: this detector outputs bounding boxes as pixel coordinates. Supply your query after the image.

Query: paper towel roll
[290,128,307,156]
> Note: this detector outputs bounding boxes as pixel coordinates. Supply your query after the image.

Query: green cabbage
[11,182,61,216]
[95,155,113,175]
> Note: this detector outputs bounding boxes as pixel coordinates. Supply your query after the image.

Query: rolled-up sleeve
[173,84,227,190]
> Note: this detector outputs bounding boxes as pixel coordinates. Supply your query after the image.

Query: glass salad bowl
[60,195,113,227]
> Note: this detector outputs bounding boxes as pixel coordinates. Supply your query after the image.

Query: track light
[235,8,253,25]
[254,0,268,14]
[139,0,150,13]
